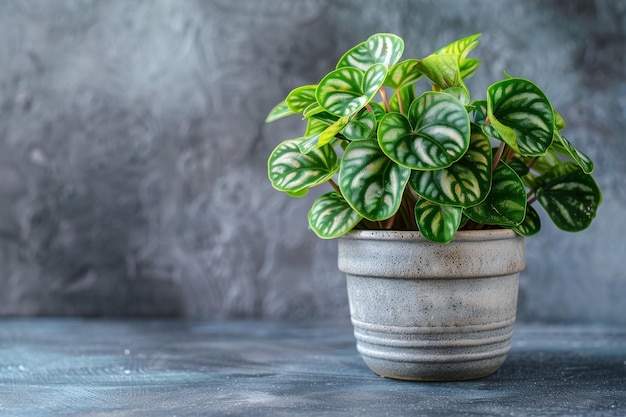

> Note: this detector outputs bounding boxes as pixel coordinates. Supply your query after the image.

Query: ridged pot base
[338,229,525,382]
[351,314,515,381]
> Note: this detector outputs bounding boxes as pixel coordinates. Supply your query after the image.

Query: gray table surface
[0,319,625,417]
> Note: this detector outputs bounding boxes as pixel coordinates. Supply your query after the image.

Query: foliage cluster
[266,33,601,243]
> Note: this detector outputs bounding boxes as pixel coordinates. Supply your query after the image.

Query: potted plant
[265,33,602,381]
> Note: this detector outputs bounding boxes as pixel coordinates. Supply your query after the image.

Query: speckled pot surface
[338,229,525,381]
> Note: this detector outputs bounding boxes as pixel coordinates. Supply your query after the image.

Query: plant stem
[527,191,537,205]
[396,90,404,115]
[527,156,538,170]
[328,178,341,195]
[493,141,506,171]
[504,147,514,163]
[379,88,391,113]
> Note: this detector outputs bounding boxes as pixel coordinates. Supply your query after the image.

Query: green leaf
[286,85,317,113]
[470,100,488,125]
[487,78,554,156]
[316,64,387,117]
[378,91,470,170]
[507,157,530,177]
[551,132,594,174]
[464,161,527,227]
[417,54,467,92]
[535,163,602,232]
[318,117,349,147]
[481,124,504,141]
[444,86,470,106]
[384,59,421,89]
[337,33,404,71]
[339,139,411,221]
[305,118,329,136]
[296,134,322,154]
[554,109,566,130]
[433,33,482,79]
[302,102,325,118]
[265,100,296,123]
[308,192,362,239]
[309,111,339,126]
[297,117,349,154]
[296,118,338,154]
[460,58,481,79]
[434,33,481,61]
[268,140,339,193]
[512,203,541,237]
[342,109,377,141]
[409,125,491,208]
[369,101,387,121]
[285,188,309,198]
[414,199,463,244]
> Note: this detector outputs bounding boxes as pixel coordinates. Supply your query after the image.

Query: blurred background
[0,0,624,323]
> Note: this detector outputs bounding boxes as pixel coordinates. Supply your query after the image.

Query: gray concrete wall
[0,0,624,323]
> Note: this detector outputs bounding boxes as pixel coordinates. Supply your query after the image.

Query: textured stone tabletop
[0,319,625,416]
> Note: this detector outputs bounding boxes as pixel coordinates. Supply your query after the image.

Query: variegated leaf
[305,118,329,136]
[296,134,322,154]
[268,140,339,193]
[309,111,339,126]
[342,109,377,141]
[316,64,387,117]
[481,124,503,141]
[414,199,462,244]
[409,125,491,208]
[318,117,349,147]
[336,33,404,71]
[303,102,325,118]
[339,139,411,221]
[507,157,530,177]
[470,100,488,124]
[369,101,387,121]
[535,162,602,232]
[308,192,363,239]
[417,54,467,93]
[298,117,348,154]
[433,33,482,80]
[378,91,470,170]
[551,132,594,174]
[286,85,317,113]
[460,58,481,79]
[433,33,481,61]
[444,86,469,106]
[464,161,527,227]
[265,100,296,123]
[362,63,388,97]
[384,59,421,89]
[487,78,554,156]
[512,203,541,237]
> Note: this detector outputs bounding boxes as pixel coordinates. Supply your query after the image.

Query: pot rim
[340,228,519,243]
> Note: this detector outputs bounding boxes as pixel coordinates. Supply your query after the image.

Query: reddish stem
[379,88,391,113]
[493,142,506,171]
[396,90,404,115]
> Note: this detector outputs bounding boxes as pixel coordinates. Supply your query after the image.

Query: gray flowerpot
[338,229,525,381]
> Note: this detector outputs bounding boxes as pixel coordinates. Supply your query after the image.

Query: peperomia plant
[266,33,602,243]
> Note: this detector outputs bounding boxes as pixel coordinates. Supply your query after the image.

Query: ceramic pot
[338,229,525,381]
